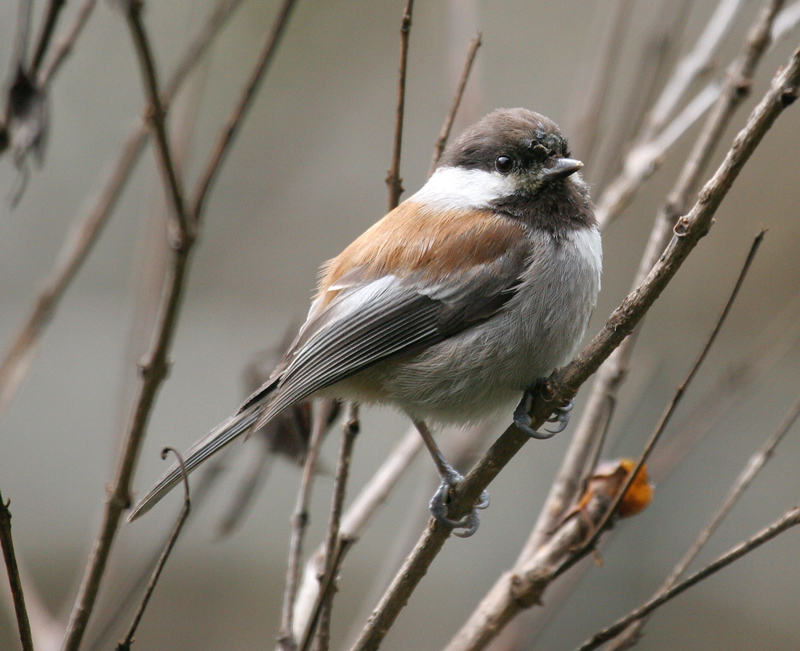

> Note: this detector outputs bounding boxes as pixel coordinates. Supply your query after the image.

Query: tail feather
[127,408,261,521]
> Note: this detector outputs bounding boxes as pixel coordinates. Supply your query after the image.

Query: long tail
[127,407,261,521]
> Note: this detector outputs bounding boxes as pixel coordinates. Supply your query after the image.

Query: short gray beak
[542,157,584,180]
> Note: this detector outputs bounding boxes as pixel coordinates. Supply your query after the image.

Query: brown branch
[117,448,191,651]
[607,387,800,650]
[385,0,413,211]
[0,0,246,418]
[348,46,800,651]
[428,32,481,176]
[0,492,34,651]
[124,1,191,239]
[575,505,800,651]
[278,409,332,651]
[557,230,766,577]
[301,404,360,651]
[61,1,297,647]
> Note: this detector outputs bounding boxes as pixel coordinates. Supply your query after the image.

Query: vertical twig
[385,0,413,211]
[0,492,34,651]
[29,0,68,79]
[117,449,191,651]
[278,409,331,651]
[428,32,481,176]
[305,404,360,651]
[39,0,98,86]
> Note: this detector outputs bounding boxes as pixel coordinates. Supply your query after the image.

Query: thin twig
[39,0,98,86]
[117,448,191,651]
[348,47,800,651]
[29,0,68,79]
[0,0,246,418]
[0,492,34,651]
[557,230,766,577]
[428,32,481,175]
[303,404,360,651]
[607,388,800,650]
[575,505,800,651]
[385,0,413,211]
[278,409,332,651]
[190,0,299,219]
[124,1,191,238]
[11,0,33,72]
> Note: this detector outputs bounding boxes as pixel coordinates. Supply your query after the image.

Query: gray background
[1,1,799,650]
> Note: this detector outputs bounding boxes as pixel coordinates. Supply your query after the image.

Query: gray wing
[129,242,529,520]
[254,240,531,424]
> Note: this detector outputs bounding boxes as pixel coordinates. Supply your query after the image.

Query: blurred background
[1,1,799,650]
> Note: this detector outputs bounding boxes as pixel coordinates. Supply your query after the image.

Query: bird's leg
[514,381,574,439]
[412,419,489,538]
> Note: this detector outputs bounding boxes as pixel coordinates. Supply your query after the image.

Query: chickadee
[129,108,602,536]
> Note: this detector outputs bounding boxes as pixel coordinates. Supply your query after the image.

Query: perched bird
[129,108,602,536]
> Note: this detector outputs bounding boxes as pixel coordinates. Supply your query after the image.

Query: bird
[128,108,602,536]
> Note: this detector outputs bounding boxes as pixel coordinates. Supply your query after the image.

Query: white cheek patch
[411,166,517,212]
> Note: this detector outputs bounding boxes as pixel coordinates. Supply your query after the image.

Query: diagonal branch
[0,492,34,651]
[348,45,800,651]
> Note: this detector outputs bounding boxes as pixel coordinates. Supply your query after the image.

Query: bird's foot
[514,387,574,439]
[429,468,490,538]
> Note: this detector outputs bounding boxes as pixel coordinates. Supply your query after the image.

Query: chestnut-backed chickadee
[129,108,602,536]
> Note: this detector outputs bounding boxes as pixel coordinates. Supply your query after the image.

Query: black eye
[495,155,513,173]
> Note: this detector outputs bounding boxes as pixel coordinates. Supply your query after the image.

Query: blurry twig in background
[429,31,482,175]
[576,504,800,651]
[385,0,413,211]
[279,407,333,651]
[38,0,97,86]
[0,491,34,651]
[116,448,191,651]
[0,0,246,419]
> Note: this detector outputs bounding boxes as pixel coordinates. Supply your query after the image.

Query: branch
[428,31,481,175]
[0,492,34,651]
[348,46,800,651]
[38,0,97,86]
[278,409,331,651]
[575,505,800,651]
[29,0,68,79]
[117,449,191,651]
[385,0,413,211]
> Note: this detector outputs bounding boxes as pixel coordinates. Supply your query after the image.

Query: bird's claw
[429,471,490,538]
[514,390,574,438]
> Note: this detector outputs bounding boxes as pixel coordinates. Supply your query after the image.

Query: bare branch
[0,492,34,651]
[117,448,191,651]
[428,31,481,175]
[279,409,331,651]
[575,505,800,651]
[30,0,68,79]
[385,0,413,211]
[348,46,800,651]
